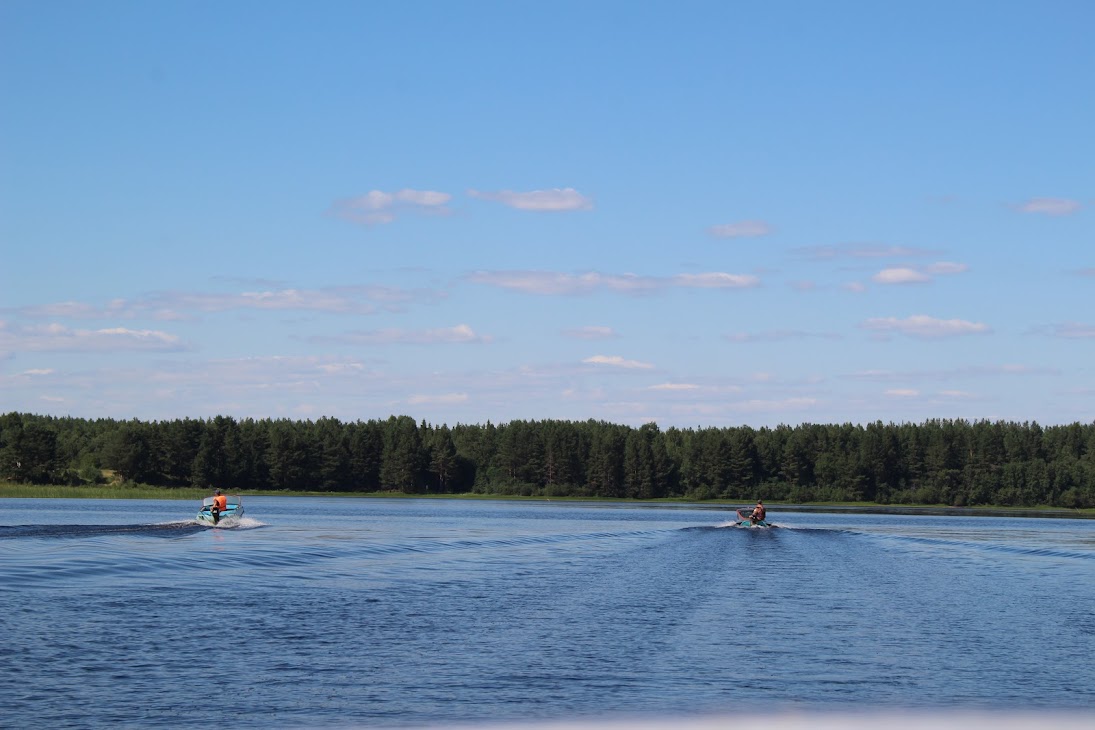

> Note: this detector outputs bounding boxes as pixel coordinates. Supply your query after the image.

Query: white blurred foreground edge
[417,712,1094,730]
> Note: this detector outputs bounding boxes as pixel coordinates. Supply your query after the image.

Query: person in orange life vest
[211,490,227,522]
[749,500,766,524]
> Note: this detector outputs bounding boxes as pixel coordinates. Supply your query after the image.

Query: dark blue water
[1,498,1093,728]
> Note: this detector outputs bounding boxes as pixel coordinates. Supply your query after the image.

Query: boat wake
[0,517,266,539]
[0,522,206,539]
[192,516,265,529]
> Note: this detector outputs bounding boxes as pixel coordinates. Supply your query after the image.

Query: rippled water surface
[2,498,1093,728]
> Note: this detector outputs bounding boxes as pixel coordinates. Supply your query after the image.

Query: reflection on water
[1,497,1093,728]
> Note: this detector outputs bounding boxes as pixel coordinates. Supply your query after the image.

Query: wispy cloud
[861,315,990,338]
[408,393,469,405]
[328,189,452,225]
[11,300,133,319]
[938,389,976,399]
[1012,197,1082,216]
[708,220,772,238]
[1030,322,1095,339]
[925,262,969,275]
[846,363,1054,382]
[794,244,938,260]
[672,273,759,288]
[466,270,759,295]
[734,397,820,413]
[0,368,59,389]
[582,355,654,370]
[311,324,492,345]
[11,286,435,321]
[885,389,920,397]
[726,329,842,343]
[647,382,699,391]
[561,326,618,340]
[0,322,186,352]
[467,187,593,211]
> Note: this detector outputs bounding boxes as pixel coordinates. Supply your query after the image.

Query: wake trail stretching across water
[0,522,207,539]
[0,518,267,540]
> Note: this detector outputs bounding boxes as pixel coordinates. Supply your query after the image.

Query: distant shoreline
[765,503,1094,520]
[2,483,1092,519]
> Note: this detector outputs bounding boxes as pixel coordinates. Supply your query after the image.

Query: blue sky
[2,0,1092,428]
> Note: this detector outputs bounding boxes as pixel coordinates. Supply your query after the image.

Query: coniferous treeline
[2,412,1094,507]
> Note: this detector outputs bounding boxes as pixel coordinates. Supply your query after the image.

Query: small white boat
[196,495,244,526]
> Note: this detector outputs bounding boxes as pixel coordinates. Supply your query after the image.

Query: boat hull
[735,509,772,527]
[196,506,243,525]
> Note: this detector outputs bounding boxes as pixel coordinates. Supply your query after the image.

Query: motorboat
[196,495,244,526]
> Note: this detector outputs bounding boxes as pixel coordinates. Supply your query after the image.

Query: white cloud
[869,262,969,286]
[885,389,920,397]
[467,187,592,211]
[311,324,492,345]
[647,383,699,391]
[1013,197,1082,216]
[861,315,991,338]
[873,267,931,284]
[0,322,186,352]
[795,244,937,260]
[329,188,452,225]
[582,355,654,370]
[467,271,606,295]
[466,270,758,295]
[708,220,772,238]
[671,273,759,288]
[561,326,618,340]
[408,393,469,405]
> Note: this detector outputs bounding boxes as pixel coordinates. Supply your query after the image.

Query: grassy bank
[2,481,1093,518]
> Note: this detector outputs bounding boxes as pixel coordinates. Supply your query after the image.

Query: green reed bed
[0,483,210,500]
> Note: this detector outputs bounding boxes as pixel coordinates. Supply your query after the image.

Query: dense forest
[1,412,1094,507]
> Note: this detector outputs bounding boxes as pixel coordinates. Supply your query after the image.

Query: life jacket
[213,495,227,511]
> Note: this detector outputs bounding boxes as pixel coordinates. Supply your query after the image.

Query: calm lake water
[1,498,1093,729]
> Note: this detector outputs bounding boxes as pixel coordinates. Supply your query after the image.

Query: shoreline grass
[2,482,1092,518]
